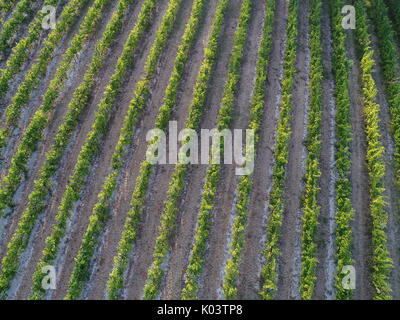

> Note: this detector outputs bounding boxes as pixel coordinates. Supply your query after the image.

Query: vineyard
[0,0,399,300]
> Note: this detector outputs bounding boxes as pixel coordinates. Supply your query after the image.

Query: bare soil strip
[346,32,373,300]
[314,0,337,300]
[277,0,310,300]
[234,0,288,300]
[161,0,264,300]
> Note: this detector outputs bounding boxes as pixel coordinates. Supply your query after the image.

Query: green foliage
[0,0,20,22]
[384,0,400,41]
[299,0,323,300]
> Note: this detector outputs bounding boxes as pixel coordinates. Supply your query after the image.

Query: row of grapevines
[354,0,392,300]
[366,0,400,185]
[298,0,323,300]
[0,0,62,99]
[140,0,229,300]
[181,0,253,300]
[329,0,355,300]
[0,0,91,149]
[0,0,111,217]
[63,0,186,300]
[0,0,39,55]
[258,0,299,300]
[220,0,276,301]
[384,0,400,41]
[27,0,160,300]
[0,0,133,299]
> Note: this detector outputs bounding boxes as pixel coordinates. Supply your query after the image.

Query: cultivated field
[0,0,400,300]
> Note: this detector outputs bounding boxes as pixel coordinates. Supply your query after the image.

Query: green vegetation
[0,0,21,22]
[384,0,400,41]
